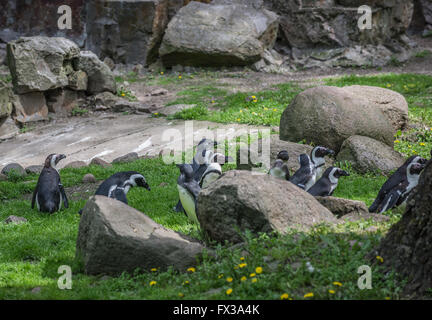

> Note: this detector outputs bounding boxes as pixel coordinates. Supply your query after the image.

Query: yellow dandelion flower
[251,278,258,283]
[329,290,335,294]
[178,292,184,298]
[178,75,182,79]
[386,84,392,88]
[376,256,384,263]
[394,140,400,143]
[149,281,157,286]
[226,277,233,283]
[187,267,196,273]
[420,142,426,146]
[280,293,289,300]
[239,110,243,113]
[273,109,277,112]
[251,96,256,99]
[226,288,233,295]
[264,107,268,111]
[241,276,247,282]
[183,281,190,285]
[121,93,126,97]
[240,257,245,261]
[333,281,342,287]
[255,267,263,274]
[218,274,224,279]
[237,118,241,122]
[250,273,256,278]
[304,292,314,298]
[160,72,164,75]
[154,112,159,116]
[151,268,157,272]
[239,263,247,268]
[385,297,391,300]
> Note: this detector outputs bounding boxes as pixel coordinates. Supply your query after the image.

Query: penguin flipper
[59,184,69,209]
[377,190,401,214]
[31,186,37,209]
[174,200,184,213]
[369,192,385,213]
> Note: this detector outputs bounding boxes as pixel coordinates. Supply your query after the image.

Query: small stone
[82,174,97,184]
[90,157,112,168]
[149,88,168,96]
[64,161,88,169]
[159,182,168,187]
[4,216,28,224]
[112,152,139,164]
[0,173,7,181]
[1,163,26,177]
[25,165,43,175]
[31,287,41,294]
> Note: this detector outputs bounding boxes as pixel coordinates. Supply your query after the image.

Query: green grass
[0,156,410,300]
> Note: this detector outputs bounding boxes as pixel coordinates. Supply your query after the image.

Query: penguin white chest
[177,185,199,225]
[269,167,286,180]
[201,172,221,189]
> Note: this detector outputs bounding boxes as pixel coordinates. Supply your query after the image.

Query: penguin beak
[327,149,335,156]
[56,154,66,164]
[341,170,350,176]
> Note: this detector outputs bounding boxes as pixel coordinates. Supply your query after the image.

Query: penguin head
[277,150,289,162]
[333,168,350,178]
[272,159,284,169]
[177,164,194,181]
[311,146,335,160]
[298,154,311,167]
[212,153,232,166]
[131,174,150,191]
[406,155,427,166]
[326,167,350,182]
[44,154,66,168]
[408,163,425,176]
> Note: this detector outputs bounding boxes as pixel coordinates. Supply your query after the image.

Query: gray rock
[0,117,19,140]
[0,173,7,181]
[197,170,337,244]
[1,163,26,176]
[78,51,116,95]
[0,79,12,122]
[279,86,396,152]
[90,157,112,168]
[82,173,97,184]
[64,161,87,169]
[13,91,48,123]
[86,0,170,66]
[7,36,80,94]
[315,196,369,218]
[45,89,80,115]
[68,70,88,91]
[76,196,206,275]
[159,1,279,67]
[112,152,139,164]
[4,215,28,224]
[25,165,43,175]
[337,135,405,174]
[158,104,196,116]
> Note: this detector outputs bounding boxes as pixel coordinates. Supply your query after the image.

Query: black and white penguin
[177,164,201,225]
[308,167,350,197]
[78,171,150,214]
[199,160,222,189]
[374,162,425,214]
[269,150,290,180]
[310,146,335,179]
[31,154,69,214]
[290,154,316,190]
[369,155,427,213]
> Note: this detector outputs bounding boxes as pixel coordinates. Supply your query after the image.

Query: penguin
[174,138,219,212]
[78,171,150,214]
[369,155,427,213]
[310,146,335,179]
[177,164,201,225]
[31,154,69,214]
[290,154,316,191]
[269,159,290,180]
[269,150,290,180]
[375,162,425,214]
[199,160,222,189]
[308,167,350,197]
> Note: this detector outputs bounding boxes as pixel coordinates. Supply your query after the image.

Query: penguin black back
[290,154,316,190]
[32,154,68,214]
[308,167,350,197]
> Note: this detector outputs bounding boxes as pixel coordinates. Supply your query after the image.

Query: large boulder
[78,51,116,94]
[7,36,80,94]
[197,170,337,244]
[344,86,409,131]
[337,135,405,174]
[315,196,369,218]
[76,196,205,275]
[159,1,279,67]
[85,0,170,65]
[279,86,396,152]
